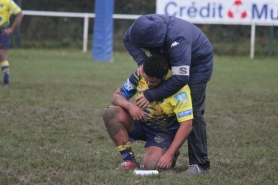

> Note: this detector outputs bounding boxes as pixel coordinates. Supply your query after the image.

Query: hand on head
[137,65,144,77]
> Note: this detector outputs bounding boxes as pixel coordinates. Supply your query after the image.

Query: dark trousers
[188,83,210,169]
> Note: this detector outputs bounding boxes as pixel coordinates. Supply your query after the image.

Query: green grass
[0,49,277,184]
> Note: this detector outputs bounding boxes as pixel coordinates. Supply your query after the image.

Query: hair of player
[143,55,169,79]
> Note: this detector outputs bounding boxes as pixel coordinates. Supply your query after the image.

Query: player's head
[143,55,169,89]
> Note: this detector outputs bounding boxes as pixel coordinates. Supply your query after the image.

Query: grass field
[0,49,277,185]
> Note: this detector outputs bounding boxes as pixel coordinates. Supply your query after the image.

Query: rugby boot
[117,160,140,171]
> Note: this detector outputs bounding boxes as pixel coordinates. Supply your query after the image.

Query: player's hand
[156,153,173,170]
[2,28,13,36]
[137,65,144,77]
[127,103,146,122]
[135,93,150,109]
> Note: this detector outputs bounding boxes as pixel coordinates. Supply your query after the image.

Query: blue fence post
[92,0,114,62]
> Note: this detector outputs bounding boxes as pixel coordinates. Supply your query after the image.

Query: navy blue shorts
[0,30,10,50]
[128,121,177,150]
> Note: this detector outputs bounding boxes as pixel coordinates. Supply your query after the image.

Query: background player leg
[0,50,9,87]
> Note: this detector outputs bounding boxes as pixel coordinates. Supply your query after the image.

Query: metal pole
[269,26,274,57]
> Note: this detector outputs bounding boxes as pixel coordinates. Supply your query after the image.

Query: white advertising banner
[156,0,278,25]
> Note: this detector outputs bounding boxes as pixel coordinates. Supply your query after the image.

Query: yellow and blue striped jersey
[120,70,193,131]
[0,0,21,28]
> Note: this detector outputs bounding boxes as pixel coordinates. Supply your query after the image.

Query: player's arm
[167,120,192,157]
[111,72,146,122]
[9,12,24,33]
[143,37,191,102]
[157,119,192,169]
[3,2,24,36]
[157,87,193,169]
[112,88,137,113]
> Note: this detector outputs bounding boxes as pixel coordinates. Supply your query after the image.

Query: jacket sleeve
[123,28,148,67]
[144,37,191,102]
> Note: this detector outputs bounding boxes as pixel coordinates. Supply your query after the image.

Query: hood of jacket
[129,15,167,47]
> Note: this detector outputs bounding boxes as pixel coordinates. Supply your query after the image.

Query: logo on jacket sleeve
[171,41,179,47]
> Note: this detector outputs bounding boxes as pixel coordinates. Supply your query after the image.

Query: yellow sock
[0,60,9,67]
[1,60,10,84]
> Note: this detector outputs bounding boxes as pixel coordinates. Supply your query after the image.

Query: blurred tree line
[15,0,277,55]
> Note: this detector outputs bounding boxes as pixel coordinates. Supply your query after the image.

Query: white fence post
[83,14,89,53]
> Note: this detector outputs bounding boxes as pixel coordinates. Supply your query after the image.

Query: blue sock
[2,66,10,84]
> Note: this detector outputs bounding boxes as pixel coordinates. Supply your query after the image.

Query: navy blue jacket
[123,14,213,102]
